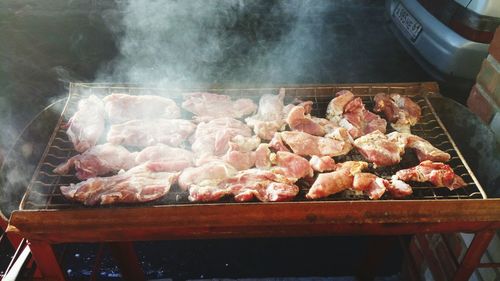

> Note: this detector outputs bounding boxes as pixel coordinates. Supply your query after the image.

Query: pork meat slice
[269,132,291,152]
[182,92,257,122]
[373,93,421,133]
[107,119,196,147]
[286,104,326,136]
[271,151,313,180]
[306,161,368,199]
[255,144,272,169]
[353,130,402,167]
[60,162,178,205]
[135,144,194,171]
[103,93,180,124]
[245,90,287,140]
[66,95,105,152]
[388,175,413,198]
[191,118,253,157]
[387,132,451,162]
[279,131,351,157]
[395,160,466,190]
[222,144,256,171]
[309,156,336,172]
[341,97,387,139]
[352,172,390,200]
[326,90,355,120]
[54,143,137,180]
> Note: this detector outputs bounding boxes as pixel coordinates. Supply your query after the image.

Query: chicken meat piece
[60,162,178,205]
[178,160,237,192]
[387,132,451,162]
[286,104,326,136]
[388,175,413,198]
[271,151,314,180]
[269,132,291,152]
[353,130,402,167]
[222,143,256,171]
[182,92,257,122]
[255,143,272,169]
[326,90,355,120]
[135,144,194,171]
[66,95,105,152]
[107,119,196,147]
[191,118,253,157]
[395,160,466,190]
[341,97,387,139]
[279,131,352,157]
[103,93,180,124]
[306,161,368,199]
[228,135,261,152]
[352,173,390,200]
[309,156,336,172]
[245,90,287,140]
[54,143,137,180]
[373,93,421,133]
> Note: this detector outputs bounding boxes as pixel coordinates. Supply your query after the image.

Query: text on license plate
[393,3,422,41]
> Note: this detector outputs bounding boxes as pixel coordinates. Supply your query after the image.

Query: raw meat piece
[222,144,256,171]
[135,144,194,171]
[178,161,237,191]
[354,130,402,167]
[269,132,291,152]
[182,92,257,122]
[60,162,178,205]
[229,135,261,152]
[309,156,336,172]
[387,132,451,162]
[326,90,355,120]
[107,119,196,147]
[271,151,313,180]
[54,143,137,180]
[373,93,421,133]
[279,131,351,157]
[395,160,466,190]
[103,93,180,124]
[66,95,105,152]
[191,118,253,157]
[341,97,387,139]
[388,175,413,198]
[352,173,390,200]
[286,104,326,136]
[245,90,287,140]
[255,144,272,169]
[306,161,368,199]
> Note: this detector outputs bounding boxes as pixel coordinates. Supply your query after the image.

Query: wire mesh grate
[19,83,486,210]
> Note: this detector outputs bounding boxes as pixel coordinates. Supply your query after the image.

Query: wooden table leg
[108,242,146,281]
[452,230,495,281]
[356,236,397,281]
[27,240,66,281]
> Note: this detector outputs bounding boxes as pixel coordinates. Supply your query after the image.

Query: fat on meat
[107,118,196,147]
[353,130,402,167]
[60,162,178,205]
[245,90,287,140]
[395,160,466,190]
[103,93,180,124]
[66,95,105,152]
[54,143,137,180]
[306,161,368,199]
[182,92,257,122]
[278,131,351,157]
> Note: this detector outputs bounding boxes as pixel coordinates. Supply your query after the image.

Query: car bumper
[386,0,489,80]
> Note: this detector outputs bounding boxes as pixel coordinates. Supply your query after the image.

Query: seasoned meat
[103,93,180,124]
[286,104,325,136]
[387,132,451,162]
[374,93,421,133]
[326,90,355,120]
[271,151,314,180]
[354,130,402,167]
[66,95,105,152]
[278,131,351,157]
[309,156,336,173]
[341,97,387,139]
[182,92,257,122]
[245,90,287,140]
[395,160,466,190]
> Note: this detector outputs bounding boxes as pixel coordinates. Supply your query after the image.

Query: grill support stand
[28,240,66,281]
[108,242,146,281]
[452,229,496,281]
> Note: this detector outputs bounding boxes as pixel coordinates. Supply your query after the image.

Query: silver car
[386,0,500,81]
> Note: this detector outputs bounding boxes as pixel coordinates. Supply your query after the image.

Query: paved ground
[0,0,471,280]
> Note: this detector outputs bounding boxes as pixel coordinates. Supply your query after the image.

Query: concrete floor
[0,0,478,280]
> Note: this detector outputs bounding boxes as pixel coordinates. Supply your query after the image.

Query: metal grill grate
[19,83,486,210]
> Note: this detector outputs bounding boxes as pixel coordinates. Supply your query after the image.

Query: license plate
[393,2,422,41]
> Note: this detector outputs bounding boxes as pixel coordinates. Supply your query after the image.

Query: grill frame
[7,82,500,244]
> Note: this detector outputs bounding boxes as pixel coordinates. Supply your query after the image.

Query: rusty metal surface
[17,82,486,211]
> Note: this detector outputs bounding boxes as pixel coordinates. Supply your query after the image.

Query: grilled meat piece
[388,175,413,198]
[103,93,180,124]
[278,131,352,157]
[354,130,402,167]
[271,151,314,180]
[374,93,421,133]
[326,90,355,120]
[387,132,451,162]
[135,144,194,171]
[54,143,137,180]
[309,155,336,173]
[306,161,368,199]
[269,132,291,152]
[286,104,326,136]
[396,160,466,190]
[222,144,256,171]
[352,173,390,200]
[66,95,105,152]
[341,97,387,139]
[182,92,257,122]
[245,90,287,140]
[60,162,178,205]
[107,119,196,147]
[255,144,272,169]
[178,161,237,194]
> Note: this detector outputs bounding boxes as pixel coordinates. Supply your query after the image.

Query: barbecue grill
[5,82,500,281]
